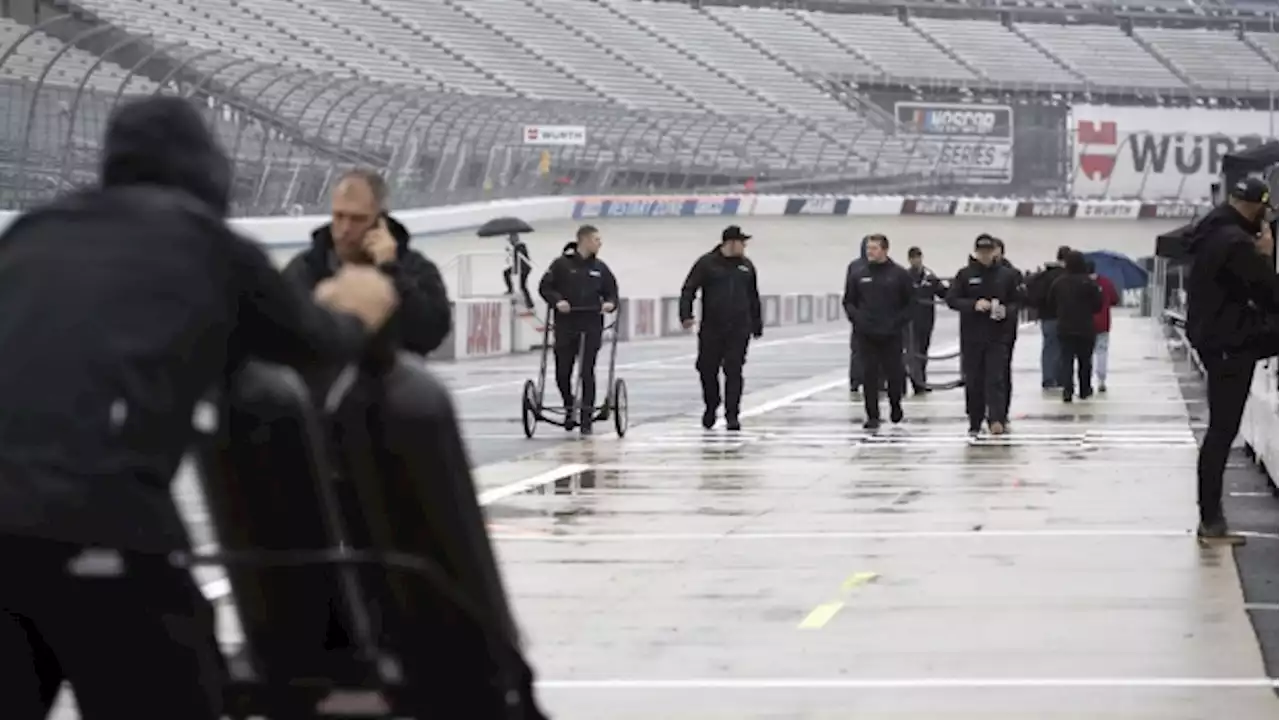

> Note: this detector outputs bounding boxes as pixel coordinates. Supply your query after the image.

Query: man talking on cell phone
[284,169,451,355]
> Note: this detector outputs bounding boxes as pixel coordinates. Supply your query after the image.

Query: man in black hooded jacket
[1185,176,1278,542]
[0,97,398,718]
[283,169,451,356]
[680,225,763,431]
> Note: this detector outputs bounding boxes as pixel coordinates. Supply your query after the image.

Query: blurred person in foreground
[991,238,1025,423]
[1185,176,1278,543]
[1045,251,1103,402]
[680,225,763,431]
[0,96,397,719]
[905,246,948,394]
[844,234,913,429]
[1026,245,1072,390]
[1087,260,1121,393]
[946,235,1022,436]
[283,169,451,356]
[539,224,619,435]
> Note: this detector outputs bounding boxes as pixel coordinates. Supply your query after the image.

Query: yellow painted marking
[798,601,845,629]
[798,571,879,630]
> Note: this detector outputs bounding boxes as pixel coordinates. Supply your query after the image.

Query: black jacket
[999,257,1026,340]
[844,259,913,337]
[1046,272,1103,337]
[538,251,619,327]
[1186,203,1278,356]
[0,97,369,552]
[907,265,948,323]
[283,215,450,356]
[679,247,763,336]
[1026,263,1065,319]
[946,257,1022,344]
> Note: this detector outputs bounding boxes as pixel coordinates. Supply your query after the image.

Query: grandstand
[0,0,1276,212]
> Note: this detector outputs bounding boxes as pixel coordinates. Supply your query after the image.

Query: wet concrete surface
[49,314,1278,718]
[476,315,1277,719]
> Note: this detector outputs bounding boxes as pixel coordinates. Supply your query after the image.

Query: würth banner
[778,195,1209,220]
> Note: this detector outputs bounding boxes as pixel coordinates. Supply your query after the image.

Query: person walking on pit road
[1045,251,1103,402]
[947,235,1022,436]
[844,234,914,429]
[538,225,620,436]
[905,246,948,394]
[1087,260,1120,393]
[1026,245,1071,390]
[679,225,763,432]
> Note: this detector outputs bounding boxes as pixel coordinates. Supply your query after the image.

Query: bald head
[330,169,387,263]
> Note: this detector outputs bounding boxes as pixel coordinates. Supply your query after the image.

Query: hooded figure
[283,171,451,356]
[0,96,382,720]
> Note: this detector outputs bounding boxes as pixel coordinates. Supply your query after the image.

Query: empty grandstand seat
[810,12,978,84]
[1136,25,1277,92]
[1015,22,1185,90]
[910,16,1082,87]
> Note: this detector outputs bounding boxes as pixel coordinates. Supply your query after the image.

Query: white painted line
[739,377,848,419]
[1229,491,1274,498]
[534,677,1279,690]
[1244,603,1279,612]
[491,529,1196,542]
[1235,531,1279,540]
[476,463,591,505]
[452,329,843,395]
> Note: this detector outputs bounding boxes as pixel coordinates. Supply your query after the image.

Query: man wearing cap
[905,246,948,394]
[679,225,763,431]
[1185,176,1278,543]
[946,234,1023,435]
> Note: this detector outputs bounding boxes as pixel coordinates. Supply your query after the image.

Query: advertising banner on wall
[573,196,741,219]
[1070,105,1277,202]
[523,125,586,146]
[894,101,1015,185]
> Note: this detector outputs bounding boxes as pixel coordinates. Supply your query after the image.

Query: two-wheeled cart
[520,306,628,438]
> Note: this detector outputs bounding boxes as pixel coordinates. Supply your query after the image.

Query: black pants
[857,333,906,420]
[961,340,1011,428]
[697,331,750,418]
[908,315,934,390]
[1002,335,1016,419]
[0,535,225,719]
[1198,352,1257,525]
[503,267,533,309]
[848,327,863,390]
[553,325,603,424]
[1058,334,1096,397]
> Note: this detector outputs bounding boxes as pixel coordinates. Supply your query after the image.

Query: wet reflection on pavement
[480,316,1278,719]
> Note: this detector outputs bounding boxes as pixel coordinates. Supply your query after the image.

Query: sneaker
[725,416,741,432]
[701,409,716,430]
[890,405,904,424]
[1080,389,1093,400]
[863,418,881,431]
[1062,392,1073,403]
[1098,383,1107,393]
[579,424,593,437]
[989,421,1006,435]
[968,425,981,436]
[849,385,861,394]
[1197,520,1245,545]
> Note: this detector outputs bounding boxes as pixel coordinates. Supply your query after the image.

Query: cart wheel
[612,378,629,437]
[521,380,539,439]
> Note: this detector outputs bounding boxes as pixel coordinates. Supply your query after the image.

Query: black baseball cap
[974,234,997,250]
[722,225,751,242]
[1230,176,1271,205]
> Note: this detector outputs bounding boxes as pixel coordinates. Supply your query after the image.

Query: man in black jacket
[1045,251,1103,402]
[1185,176,1278,542]
[905,246,948,394]
[844,235,913,429]
[539,225,619,435]
[844,236,870,393]
[0,97,396,719]
[1026,245,1071,389]
[680,225,763,431]
[283,169,451,356]
[947,235,1022,435]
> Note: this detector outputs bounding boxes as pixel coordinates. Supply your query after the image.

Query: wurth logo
[1077,120,1117,180]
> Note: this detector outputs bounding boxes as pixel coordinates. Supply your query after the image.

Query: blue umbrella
[1083,250,1148,290]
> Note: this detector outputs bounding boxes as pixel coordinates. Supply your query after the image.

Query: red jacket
[1093,275,1120,333]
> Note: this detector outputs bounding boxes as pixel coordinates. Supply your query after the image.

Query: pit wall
[0,194,1205,364]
